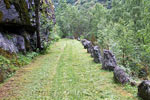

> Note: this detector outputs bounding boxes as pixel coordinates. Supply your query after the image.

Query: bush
[50,24,62,41]
[0,51,39,83]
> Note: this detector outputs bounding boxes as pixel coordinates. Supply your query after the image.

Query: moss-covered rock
[0,0,20,23]
[0,0,55,53]
[0,0,55,27]
[12,0,31,25]
[0,0,31,25]
[4,0,11,9]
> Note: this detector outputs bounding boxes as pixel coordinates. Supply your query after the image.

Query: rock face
[0,32,26,53]
[0,0,31,25]
[93,46,102,63]
[0,0,55,26]
[102,50,117,71]
[15,35,26,53]
[113,66,130,84]
[0,0,20,23]
[138,80,150,100]
[0,0,56,53]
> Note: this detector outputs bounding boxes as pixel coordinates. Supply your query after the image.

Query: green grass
[0,49,39,82]
[0,39,139,100]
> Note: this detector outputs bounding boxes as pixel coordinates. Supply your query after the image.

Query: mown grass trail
[0,39,138,100]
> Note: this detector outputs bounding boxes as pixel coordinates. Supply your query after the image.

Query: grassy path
[0,39,138,100]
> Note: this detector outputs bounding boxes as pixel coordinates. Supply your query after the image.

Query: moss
[0,48,16,60]
[2,0,31,25]
[0,11,3,22]
[0,48,18,83]
[8,0,31,25]
[4,0,11,9]
[20,0,31,25]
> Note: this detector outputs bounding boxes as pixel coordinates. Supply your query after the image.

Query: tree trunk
[35,0,41,50]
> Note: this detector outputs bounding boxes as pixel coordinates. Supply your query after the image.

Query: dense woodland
[53,0,150,78]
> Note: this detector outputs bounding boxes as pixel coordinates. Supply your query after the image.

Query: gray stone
[138,80,150,100]
[15,35,26,53]
[83,40,92,51]
[81,39,87,45]
[77,37,80,41]
[0,32,26,53]
[30,33,37,51]
[81,39,88,49]
[93,46,102,63]
[22,31,31,51]
[90,46,94,57]
[113,66,130,84]
[86,41,93,53]
[0,0,20,23]
[0,33,18,53]
[102,50,117,71]
[0,0,55,53]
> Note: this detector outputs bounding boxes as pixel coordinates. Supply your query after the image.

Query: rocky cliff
[0,0,55,53]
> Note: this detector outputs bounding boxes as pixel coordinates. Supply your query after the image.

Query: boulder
[90,46,94,57]
[102,50,117,71]
[113,66,130,84]
[82,40,90,49]
[0,32,18,53]
[14,35,26,53]
[82,40,93,53]
[138,80,150,100]
[86,41,93,53]
[77,37,80,41]
[0,32,26,53]
[81,39,88,46]
[93,46,102,63]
